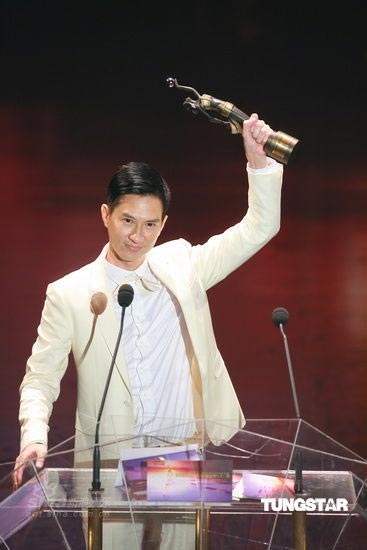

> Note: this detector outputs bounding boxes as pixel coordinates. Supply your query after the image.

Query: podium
[1,418,367,549]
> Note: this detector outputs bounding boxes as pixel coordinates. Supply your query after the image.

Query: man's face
[101,194,167,270]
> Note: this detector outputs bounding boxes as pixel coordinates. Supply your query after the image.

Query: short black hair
[105,161,171,217]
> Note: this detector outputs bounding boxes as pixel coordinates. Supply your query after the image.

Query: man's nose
[129,225,145,242]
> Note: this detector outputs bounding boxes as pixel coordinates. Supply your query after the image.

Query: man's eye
[146,222,156,228]
[123,218,132,223]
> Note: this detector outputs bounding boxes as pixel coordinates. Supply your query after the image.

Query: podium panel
[2,418,367,549]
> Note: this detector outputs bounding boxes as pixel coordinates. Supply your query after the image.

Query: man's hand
[243,113,273,169]
[12,443,47,490]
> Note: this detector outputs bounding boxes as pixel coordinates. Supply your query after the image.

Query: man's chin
[125,245,144,254]
[119,248,147,267]
[107,246,146,269]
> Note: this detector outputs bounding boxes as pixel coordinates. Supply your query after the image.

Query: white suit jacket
[19,164,283,462]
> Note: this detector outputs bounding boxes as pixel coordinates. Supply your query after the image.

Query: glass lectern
[1,418,366,549]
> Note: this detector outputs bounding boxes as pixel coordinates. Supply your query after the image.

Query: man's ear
[159,214,168,234]
[101,204,110,228]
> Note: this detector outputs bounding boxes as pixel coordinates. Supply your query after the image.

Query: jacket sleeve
[190,163,283,291]
[19,282,73,450]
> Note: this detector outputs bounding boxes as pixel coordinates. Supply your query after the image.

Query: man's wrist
[21,441,47,452]
[247,158,279,175]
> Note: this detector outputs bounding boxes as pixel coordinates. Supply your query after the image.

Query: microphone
[272,307,307,548]
[117,284,134,308]
[272,306,289,328]
[271,307,300,418]
[80,293,108,365]
[90,292,108,316]
[91,284,134,493]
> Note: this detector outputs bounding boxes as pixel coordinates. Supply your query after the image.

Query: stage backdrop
[1,3,366,466]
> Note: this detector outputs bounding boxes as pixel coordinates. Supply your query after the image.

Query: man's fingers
[243,115,272,144]
[251,121,271,141]
[35,456,45,469]
[12,445,47,491]
[13,460,26,490]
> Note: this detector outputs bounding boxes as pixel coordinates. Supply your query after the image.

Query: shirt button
[123,400,130,407]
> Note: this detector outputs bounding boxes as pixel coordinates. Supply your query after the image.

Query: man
[14,113,283,494]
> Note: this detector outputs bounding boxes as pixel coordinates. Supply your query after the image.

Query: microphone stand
[88,287,132,550]
[91,305,127,493]
[278,322,301,419]
[293,449,307,550]
[273,308,307,550]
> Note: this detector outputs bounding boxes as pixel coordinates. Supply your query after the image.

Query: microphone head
[272,307,289,327]
[90,292,107,316]
[118,284,134,308]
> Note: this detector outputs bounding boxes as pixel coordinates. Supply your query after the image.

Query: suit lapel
[147,245,209,379]
[88,245,132,396]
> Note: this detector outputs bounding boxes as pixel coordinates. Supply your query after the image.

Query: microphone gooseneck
[272,308,307,549]
[272,306,300,419]
[91,284,134,492]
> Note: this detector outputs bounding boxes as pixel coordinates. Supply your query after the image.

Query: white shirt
[104,258,195,445]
